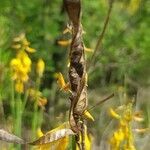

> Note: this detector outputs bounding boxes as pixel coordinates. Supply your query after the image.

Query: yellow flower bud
[57,39,71,47]
[26,47,36,53]
[12,44,21,49]
[36,59,45,77]
[22,38,30,47]
[83,110,94,121]
[13,33,25,42]
[37,128,43,138]
[84,46,93,52]
[109,108,121,119]
[38,97,47,107]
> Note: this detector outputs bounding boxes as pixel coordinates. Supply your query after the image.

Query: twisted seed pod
[64,0,88,133]
[0,129,25,144]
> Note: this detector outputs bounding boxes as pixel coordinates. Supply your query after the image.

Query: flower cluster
[109,103,136,150]
[12,33,36,53]
[28,88,47,108]
[10,33,35,93]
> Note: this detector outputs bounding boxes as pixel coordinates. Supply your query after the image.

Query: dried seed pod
[0,129,25,144]
[64,0,88,133]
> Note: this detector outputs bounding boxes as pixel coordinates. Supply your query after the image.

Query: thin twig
[88,93,114,111]
[75,134,82,150]
[87,0,114,71]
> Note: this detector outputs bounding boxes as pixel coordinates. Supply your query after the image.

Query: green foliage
[0,0,149,87]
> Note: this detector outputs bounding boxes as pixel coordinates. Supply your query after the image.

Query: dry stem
[88,0,114,71]
[64,0,87,149]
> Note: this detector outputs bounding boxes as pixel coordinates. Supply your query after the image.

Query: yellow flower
[110,128,125,150]
[21,72,29,82]
[36,59,45,77]
[28,88,42,98]
[134,128,149,133]
[22,37,30,47]
[28,88,47,109]
[37,128,43,137]
[57,39,71,47]
[10,51,31,93]
[109,103,136,150]
[114,129,124,142]
[84,46,93,52]
[54,72,70,92]
[11,44,22,49]
[10,58,21,71]
[38,97,47,107]
[15,80,24,93]
[17,51,31,68]
[133,111,144,122]
[12,33,36,53]
[127,0,141,15]
[26,47,36,53]
[10,33,36,93]
[83,110,94,121]
[109,108,121,119]
[13,33,25,42]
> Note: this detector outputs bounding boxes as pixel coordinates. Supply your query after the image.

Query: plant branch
[87,0,114,72]
[88,93,114,111]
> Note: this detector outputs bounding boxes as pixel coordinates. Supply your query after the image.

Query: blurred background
[0,0,149,149]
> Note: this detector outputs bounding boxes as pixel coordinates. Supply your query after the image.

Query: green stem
[22,90,29,113]
[32,77,41,139]
[72,135,76,150]
[15,93,22,150]
[147,106,150,128]
[11,80,15,118]
[32,99,38,138]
